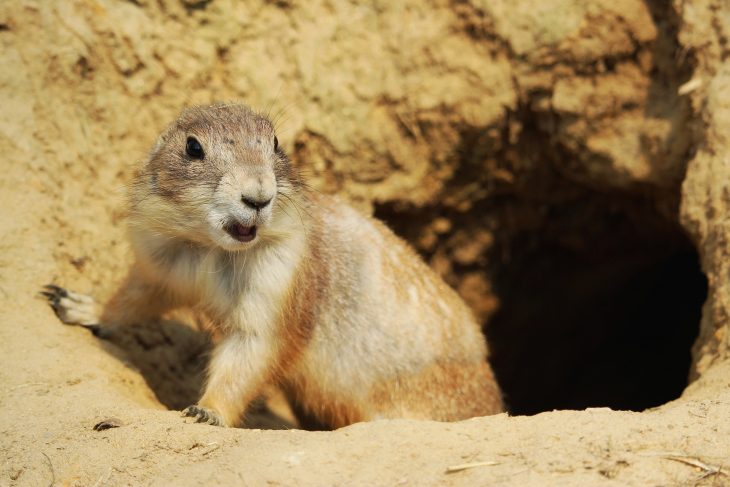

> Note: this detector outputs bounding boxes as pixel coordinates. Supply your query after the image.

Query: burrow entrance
[375,164,706,415]
[485,212,706,414]
[375,109,707,417]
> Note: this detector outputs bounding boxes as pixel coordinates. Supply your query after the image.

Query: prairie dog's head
[130,103,303,251]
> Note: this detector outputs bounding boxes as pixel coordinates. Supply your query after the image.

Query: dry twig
[663,455,727,481]
[201,443,221,456]
[678,78,702,96]
[446,461,499,473]
[40,452,54,487]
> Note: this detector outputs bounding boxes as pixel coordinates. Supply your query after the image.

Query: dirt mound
[1,0,729,484]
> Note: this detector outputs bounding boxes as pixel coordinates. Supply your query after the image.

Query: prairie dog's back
[283,192,501,425]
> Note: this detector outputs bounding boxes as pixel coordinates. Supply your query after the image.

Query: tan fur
[100,103,503,427]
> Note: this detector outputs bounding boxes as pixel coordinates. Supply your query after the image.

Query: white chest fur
[133,230,306,336]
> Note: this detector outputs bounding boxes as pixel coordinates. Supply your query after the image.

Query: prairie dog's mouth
[224,222,257,242]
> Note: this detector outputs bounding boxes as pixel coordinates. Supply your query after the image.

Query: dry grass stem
[446,461,499,473]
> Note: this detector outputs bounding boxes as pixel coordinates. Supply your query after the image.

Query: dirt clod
[93,418,124,431]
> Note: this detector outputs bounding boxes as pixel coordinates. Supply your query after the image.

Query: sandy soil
[1,0,730,485]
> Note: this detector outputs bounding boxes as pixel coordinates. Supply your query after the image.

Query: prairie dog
[45,103,503,428]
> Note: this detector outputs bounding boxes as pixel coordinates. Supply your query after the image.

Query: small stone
[93,418,124,431]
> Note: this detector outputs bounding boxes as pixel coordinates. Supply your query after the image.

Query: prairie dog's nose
[238,170,276,211]
[241,194,272,210]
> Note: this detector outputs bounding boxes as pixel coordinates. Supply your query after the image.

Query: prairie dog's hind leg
[41,284,102,333]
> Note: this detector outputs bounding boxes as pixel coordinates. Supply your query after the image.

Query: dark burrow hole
[374,159,708,416]
[484,220,707,415]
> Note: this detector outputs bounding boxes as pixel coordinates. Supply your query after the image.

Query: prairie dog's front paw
[182,405,224,426]
[41,284,101,328]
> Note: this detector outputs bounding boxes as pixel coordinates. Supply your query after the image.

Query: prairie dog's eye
[186,137,204,159]
[273,136,279,151]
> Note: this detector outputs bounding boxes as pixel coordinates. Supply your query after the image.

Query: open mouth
[224,222,257,243]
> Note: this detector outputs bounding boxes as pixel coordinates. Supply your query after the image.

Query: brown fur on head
[130,103,304,252]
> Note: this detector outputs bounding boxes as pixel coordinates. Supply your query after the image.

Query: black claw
[40,285,102,335]
[182,405,222,426]
[39,289,61,313]
[40,285,67,309]
[43,284,68,297]
[182,405,198,418]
